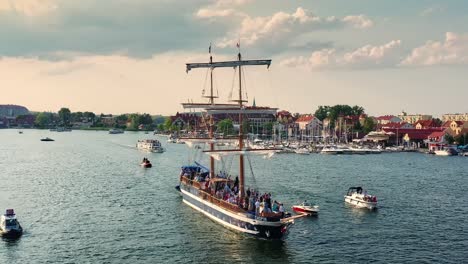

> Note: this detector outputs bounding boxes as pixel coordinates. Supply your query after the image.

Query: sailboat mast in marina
[177,47,295,240]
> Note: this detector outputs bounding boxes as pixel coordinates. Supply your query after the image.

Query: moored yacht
[344,187,377,210]
[321,146,343,155]
[136,139,165,153]
[434,148,457,156]
[109,128,124,134]
[0,209,23,238]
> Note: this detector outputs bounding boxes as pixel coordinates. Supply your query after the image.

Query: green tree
[242,119,251,135]
[163,117,173,131]
[362,117,376,134]
[445,134,455,144]
[71,111,83,123]
[217,119,234,136]
[58,107,71,126]
[314,106,330,121]
[139,114,153,126]
[455,133,467,145]
[35,112,51,128]
[83,111,96,122]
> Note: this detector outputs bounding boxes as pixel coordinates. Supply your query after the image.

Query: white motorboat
[0,209,23,238]
[294,148,310,155]
[291,201,319,216]
[344,187,377,210]
[321,146,343,155]
[434,148,457,156]
[137,139,165,153]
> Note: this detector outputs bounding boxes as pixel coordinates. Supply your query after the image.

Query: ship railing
[181,176,244,213]
[181,176,201,189]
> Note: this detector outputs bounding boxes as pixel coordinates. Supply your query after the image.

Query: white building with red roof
[375,115,402,125]
[295,114,322,131]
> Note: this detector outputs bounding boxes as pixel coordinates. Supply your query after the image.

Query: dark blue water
[1,129,467,263]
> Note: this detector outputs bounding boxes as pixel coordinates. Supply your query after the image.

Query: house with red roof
[427,130,447,143]
[295,114,322,131]
[382,127,444,146]
[276,110,293,124]
[375,115,402,125]
[442,120,468,136]
[414,119,438,129]
[379,122,414,130]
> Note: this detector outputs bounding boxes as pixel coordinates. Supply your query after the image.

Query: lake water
[1,129,467,263]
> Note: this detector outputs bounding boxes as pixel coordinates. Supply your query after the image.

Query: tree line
[32,107,165,130]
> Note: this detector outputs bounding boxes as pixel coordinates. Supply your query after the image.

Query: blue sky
[1,0,468,116]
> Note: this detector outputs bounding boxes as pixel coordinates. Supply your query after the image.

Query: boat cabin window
[5,219,17,227]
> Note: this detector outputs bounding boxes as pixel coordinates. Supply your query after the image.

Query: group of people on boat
[363,195,377,202]
[180,168,286,218]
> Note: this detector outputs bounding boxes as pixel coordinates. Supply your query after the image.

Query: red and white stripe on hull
[292,206,318,215]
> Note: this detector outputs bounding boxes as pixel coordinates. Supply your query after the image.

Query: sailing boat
[176,48,294,240]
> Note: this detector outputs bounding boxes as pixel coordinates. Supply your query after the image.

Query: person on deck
[279,203,285,217]
[272,201,279,212]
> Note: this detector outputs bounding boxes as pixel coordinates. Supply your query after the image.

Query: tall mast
[186,48,271,198]
[237,51,245,200]
[209,54,215,178]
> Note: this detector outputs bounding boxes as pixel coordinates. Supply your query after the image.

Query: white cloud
[0,0,57,16]
[195,0,251,18]
[208,7,373,49]
[281,40,402,69]
[401,32,468,66]
[342,15,373,29]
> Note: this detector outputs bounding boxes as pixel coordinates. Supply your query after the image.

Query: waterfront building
[0,104,29,117]
[441,113,468,122]
[382,127,443,146]
[415,120,438,129]
[276,110,294,124]
[169,112,204,131]
[294,114,322,142]
[378,122,414,130]
[442,121,468,136]
[100,115,116,127]
[375,115,402,125]
[207,106,278,133]
[398,113,432,124]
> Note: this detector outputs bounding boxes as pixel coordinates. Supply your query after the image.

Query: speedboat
[0,209,23,238]
[292,201,319,216]
[141,161,152,168]
[344,187,377,210]
[294,148,310,155]
[40,137,54,142]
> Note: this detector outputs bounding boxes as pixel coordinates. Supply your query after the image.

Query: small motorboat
[141,162,152,168]
[140,158,152,168]
[292,201,319,216]
[0,209,23,238]
[344,187,377,210]
[40,137,54,142]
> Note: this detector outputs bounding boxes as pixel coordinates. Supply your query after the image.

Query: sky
[1,0,468,117]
